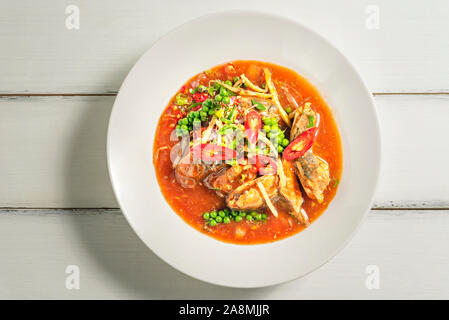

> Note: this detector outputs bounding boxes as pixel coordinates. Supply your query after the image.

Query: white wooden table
[1,0,449,299]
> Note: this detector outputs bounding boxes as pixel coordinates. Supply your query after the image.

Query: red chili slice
[283,127,318,161]
[245,111,262,145]
[191,144,236,162]
[255,155,277,175]
[193,92,208,103]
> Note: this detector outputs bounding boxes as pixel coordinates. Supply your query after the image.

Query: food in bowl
[153,61,342,244]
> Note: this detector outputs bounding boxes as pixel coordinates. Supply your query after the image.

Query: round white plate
[107,11,381,288]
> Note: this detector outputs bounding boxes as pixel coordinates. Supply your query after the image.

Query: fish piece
[226,175,279,211]
[294,152,330,204]
[203,164,257,197]
[240,97,281,121]
[226,163,309,225]
[290,102,315,140]
[276,159,308,224]
[174,153,224,188]
[290,103,330,203]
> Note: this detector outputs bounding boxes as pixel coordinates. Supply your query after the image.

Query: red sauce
[153,61,343,244]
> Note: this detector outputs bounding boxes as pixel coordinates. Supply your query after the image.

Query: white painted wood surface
[1,209,448,299]
[1,0,449,299]
[1,94,448,208]
[0,0,449,93]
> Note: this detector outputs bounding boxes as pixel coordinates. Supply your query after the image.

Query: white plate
[107,11,381,288]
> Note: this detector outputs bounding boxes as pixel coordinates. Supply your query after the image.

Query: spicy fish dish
[153,61,342,244]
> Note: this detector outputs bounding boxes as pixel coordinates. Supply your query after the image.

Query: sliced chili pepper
[255,155,278,175]
[193,92,208,103]
[191,144,236,162]
[245,111,262,145]
[282,127,318,161]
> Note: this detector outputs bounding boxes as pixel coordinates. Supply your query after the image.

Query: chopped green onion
[191,86,200,94]
[175,93,189,105]
[227,106,236,120]
[187,102,202,110]
[252,100,266,111]
[333,179,339,188]
[307,115,314,128]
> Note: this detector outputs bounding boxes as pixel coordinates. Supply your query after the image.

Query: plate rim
[106,10,382,288]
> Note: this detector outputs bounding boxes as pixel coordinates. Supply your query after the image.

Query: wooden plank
[0,0,448,93]
[0,96,117,207]
[1,94,447,208]
[0,209,448,299]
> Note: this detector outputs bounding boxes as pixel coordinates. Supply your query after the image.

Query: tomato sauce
[153,61,343,244]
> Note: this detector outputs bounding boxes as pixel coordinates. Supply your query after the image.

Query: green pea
[239,211,246,217]
[282,138,290,147]
[220,87,229,97]
[231,210,238,216]
[215,216,223,223]
[210,211,217,218]
[203,212,210,220]
[261,213,267,220]
[269,118,277,126]
[233,76,240,83]
[225,80,233,86]
[263,125,271,132]
[181,125,188,131]
[278,145,284,153]
[223,217,231,224]
[208,109,215,115]
[235,215,243,222]
[200,111,207,117]
[246,215,253,221]
[203,99,212,108]
[222,96,230,104]
[286,106,292,113]
[251,211,258,217]
[202,106,209,112]
[263,118,270,125]
[267,132,272,138]
[255,214,262,221]
[219,210,226,217]
[209,219,217,226]
[271,123,279,130]
[215,94,223,102]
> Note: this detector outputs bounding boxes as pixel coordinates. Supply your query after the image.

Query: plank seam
[0,207,447,212]
[1,92,449,97]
